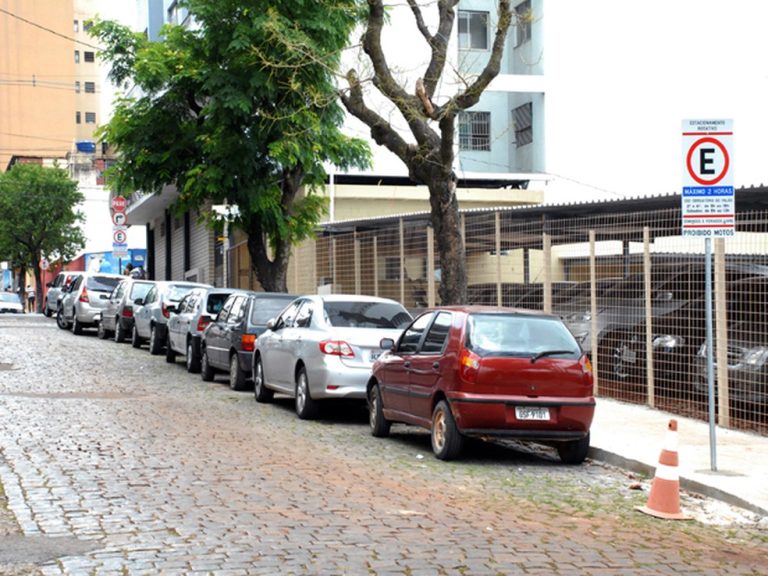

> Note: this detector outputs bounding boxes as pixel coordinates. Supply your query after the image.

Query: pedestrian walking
[26,284,35,313]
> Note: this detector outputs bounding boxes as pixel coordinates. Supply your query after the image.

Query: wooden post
[495,211,502,307]
[542,233,552,313]
[427,226,435,307]
[589,230,599,395]
[714,238,730,427]
[643,227,655,408]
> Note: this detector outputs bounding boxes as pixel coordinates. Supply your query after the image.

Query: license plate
[370,351,382,361]
[515,406,550,421]
[621,348,637,363]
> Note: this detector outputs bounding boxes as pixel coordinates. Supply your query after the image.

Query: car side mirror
[134,298,144,306]
[266,318,277,331]
[46,282,53,288]
[99,294,109,300]
[380,337,396,351]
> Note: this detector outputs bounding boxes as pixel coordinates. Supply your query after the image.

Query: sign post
[682,119,734,472]
[110,195,129,259]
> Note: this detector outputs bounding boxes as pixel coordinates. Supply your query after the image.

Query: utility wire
[0,6,101,50]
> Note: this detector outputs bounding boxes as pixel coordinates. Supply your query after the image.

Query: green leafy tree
[92,0,370,292]
[341,1,515,304]
[0,163,85,310]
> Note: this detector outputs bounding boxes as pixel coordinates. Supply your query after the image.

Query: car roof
[427,305,559,319]
[309,294,403,304]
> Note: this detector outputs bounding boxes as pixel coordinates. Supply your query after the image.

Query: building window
[384,257,401,281]
[74,81,80,93]
[83,20,93,32]
[73,20,79,32]
[74,50,80,63]
[76,111,81,124]
[84,51,95,63]
[84,82,95,93]
[85,112,96,124]
[515,0,532,47]
[511,102,533,147]
[458,11,489,50]
[458,111,491,151]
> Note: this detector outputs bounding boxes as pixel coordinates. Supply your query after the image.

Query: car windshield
[206,293,230,315]
[167,285,199,302]
[129,282,153,300]
[250,297,294,324]
[0,293,21,303]
[87,276,121,292]
[466,313,580,358]
[324,301,412,329]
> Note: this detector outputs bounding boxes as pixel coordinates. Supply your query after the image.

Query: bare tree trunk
[428,176,467,305]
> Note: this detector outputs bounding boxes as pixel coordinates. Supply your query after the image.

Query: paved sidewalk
[590,397,768,516]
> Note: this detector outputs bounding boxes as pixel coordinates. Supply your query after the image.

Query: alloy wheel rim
[369,389,378,428]
[297,375,306,412]
[433,410,446,450]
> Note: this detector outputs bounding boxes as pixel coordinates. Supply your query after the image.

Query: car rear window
[167,285,199,302]
[250,297,295,325]
[206,293,230,315]
[467,313,580,358]
[324,301,412,329]
[87,276,121,292]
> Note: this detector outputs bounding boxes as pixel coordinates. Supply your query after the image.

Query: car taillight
[79,286,89,303]
[241,334,256,352]
[162,303,170,319]
[459,349,481,384]
[122,306,133,318]
[319,340,354,358]
[580,354,593,376]
[196,316,210,332]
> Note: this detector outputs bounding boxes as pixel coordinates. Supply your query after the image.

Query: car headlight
[652,334,685,349]
[742,347,768,367]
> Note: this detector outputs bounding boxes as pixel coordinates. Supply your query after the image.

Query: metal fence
[229,201,768,436]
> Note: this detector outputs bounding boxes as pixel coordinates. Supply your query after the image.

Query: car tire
[253,357,273,403]
[186,340,201,374]
[229,354,247,391]
[114,319,126,343]
[43,299,52,318]
[131,325,142,348]
[148,325,162,355]
[165,335,177,363]
[368,383,391,438]
[56,308,70,330]
[295,367,319,420]
[97,321,109,340]
[200,348,215,382]
[557,433,590,465]
[71,312,83,335]
[431,400,463,460]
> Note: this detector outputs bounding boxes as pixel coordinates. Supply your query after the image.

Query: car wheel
[295,367,319,420]
[97,321,109,340]
[71,312,83,335]
[557,433,590,465]
[114,319,126,343]
[229,354,247,391]
[165,336,177,364]
[253,357,273,403]
[431,400,463,460]
[186,340,201,374]
[131,325,142,348]
[43,299,52,318]
[368,383,391,438]
[56,308,70,330]
[148,325,162,355]
[200,348,215,382]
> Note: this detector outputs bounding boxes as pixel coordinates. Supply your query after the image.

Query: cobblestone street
[0,315,766,575]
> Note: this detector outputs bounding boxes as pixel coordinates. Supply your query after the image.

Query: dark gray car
[200,291,297,390]
[167,287,234,373]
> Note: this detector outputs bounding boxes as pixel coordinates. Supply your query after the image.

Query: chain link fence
[228,198,768,435]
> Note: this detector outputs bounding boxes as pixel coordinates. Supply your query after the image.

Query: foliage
[0,163,85,306]
[92,0,370,291]
[341,1,514,304]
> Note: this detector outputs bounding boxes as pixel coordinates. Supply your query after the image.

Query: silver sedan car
[252,294,413,419]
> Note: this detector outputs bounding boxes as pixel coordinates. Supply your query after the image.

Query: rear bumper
[449,394,595,439]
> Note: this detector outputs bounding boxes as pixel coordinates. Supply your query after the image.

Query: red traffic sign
[111,212,128,226]
[111,195,127,213]
[113,227,128,244]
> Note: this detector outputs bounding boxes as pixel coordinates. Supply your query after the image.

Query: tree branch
[422,0,459,97]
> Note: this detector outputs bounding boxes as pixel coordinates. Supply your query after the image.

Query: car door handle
[432,361,440,369]
[404,361,411,369]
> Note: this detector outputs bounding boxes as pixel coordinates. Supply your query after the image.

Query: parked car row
[45,278,597,464]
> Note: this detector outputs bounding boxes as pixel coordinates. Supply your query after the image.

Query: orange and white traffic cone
[636,419,691,520]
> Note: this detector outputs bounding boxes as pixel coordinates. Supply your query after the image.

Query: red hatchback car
[367,306,596,463]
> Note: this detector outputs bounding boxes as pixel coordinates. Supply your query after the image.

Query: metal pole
[704,237,717,471]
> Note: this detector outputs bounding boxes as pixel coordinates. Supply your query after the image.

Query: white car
[0,292,24,314]
[252,295,413,419]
